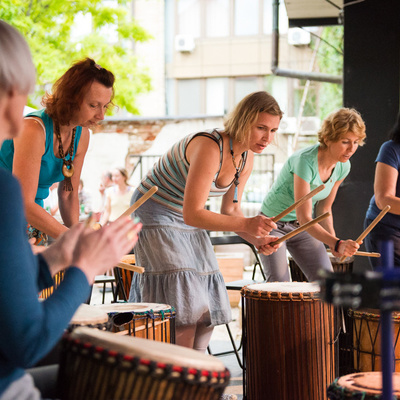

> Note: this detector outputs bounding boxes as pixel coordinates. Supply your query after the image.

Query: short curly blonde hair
[318,108,366,149]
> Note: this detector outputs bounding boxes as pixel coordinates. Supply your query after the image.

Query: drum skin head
[246,281,320,293]
[95,302,173,313]
[337,372,400,395]
[70,304,109,325]
[69,326,226,372]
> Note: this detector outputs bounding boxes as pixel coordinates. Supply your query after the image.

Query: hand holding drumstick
[251,185,326,241]
[258,212,330,255]
[337,205,391,262]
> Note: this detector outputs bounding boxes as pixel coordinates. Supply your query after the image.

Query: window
[205,0,229,37]
[234,78,258,105]
[177,0,201,37]
[177,79,202,115]
[234,0,259,36]
[264,75,288,114]
[206,78,228,115]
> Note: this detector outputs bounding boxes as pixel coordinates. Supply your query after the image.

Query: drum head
[69,327,226,372]
[337,372,400,395]
[246,281,320,293]
[70,304,109,325]
[95,302,173,314]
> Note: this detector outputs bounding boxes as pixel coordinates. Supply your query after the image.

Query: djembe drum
[349,308,400,372]
[241,281,335,400]
[288,254,354,282]
[327,372,400,399]
[289,254,355,375]
[58,327,230,400]
[95,302,176,343]
[68,303,110,331]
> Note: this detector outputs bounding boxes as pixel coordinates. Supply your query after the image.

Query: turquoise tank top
[0,109,83,207]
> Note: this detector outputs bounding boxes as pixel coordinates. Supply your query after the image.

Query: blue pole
[380,240,394,400]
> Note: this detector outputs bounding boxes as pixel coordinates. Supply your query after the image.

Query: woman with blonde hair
[129,91,283,351]
[259,107,367,281]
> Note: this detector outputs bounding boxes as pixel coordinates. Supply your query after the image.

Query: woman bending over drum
[0,21,141,400]
[0,56,115,244]
[364,112,400,268]
[128,91,283,351]
[258,108,366,282]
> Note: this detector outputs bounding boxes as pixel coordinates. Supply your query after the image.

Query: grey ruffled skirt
[128,190,231,327]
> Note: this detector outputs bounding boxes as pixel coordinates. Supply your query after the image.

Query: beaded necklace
[229,137,245,203]
[55,123,76,191]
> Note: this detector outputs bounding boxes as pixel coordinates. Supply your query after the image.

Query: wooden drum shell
[349,308,400,372]
[242,282,335,400]
[58,327,230,400]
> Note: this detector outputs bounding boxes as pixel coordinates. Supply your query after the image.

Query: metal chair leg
[207,323,243,369]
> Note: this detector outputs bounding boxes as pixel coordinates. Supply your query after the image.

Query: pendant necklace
[55,123,76,191]
[230,137,244,203]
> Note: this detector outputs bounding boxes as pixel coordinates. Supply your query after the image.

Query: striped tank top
[138,129,248,213]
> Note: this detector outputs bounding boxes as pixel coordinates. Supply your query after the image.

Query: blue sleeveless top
[0,109,83,207]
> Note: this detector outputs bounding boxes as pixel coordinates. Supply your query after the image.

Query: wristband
[334,239,342,252]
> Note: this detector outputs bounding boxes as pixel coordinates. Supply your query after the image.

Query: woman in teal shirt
[0,58,115,243]
[259,108,366,281]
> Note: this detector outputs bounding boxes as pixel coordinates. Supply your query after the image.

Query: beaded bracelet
[334,239,342,252]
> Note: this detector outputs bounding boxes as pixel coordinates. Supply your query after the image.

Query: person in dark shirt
[0,20,141,400]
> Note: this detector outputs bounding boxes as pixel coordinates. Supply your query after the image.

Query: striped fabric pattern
[139,129,246,212]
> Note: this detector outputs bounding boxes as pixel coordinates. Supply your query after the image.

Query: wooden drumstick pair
[257,185,326,245]
[338,205,391,262]
[270,212,330,246]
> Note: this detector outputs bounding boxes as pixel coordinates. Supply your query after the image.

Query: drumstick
[327,250,381,258]
[339,205,391,262]
[117,186,158,220]
[354,251,380,258]
[270,212,330,245]
[117,262,145,274]
[271,184,325,223]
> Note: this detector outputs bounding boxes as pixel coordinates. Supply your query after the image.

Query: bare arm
[13,119,68,238]
[58,128,90,228]
[374,162,400,214]
[183,136,276,237]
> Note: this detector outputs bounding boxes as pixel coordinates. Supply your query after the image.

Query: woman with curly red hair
[0,58,115,244]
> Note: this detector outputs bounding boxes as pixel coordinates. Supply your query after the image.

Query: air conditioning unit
[278,117,297,134]
[300,117,321,135]
[175,35,195,52]
[288,28,311,46]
